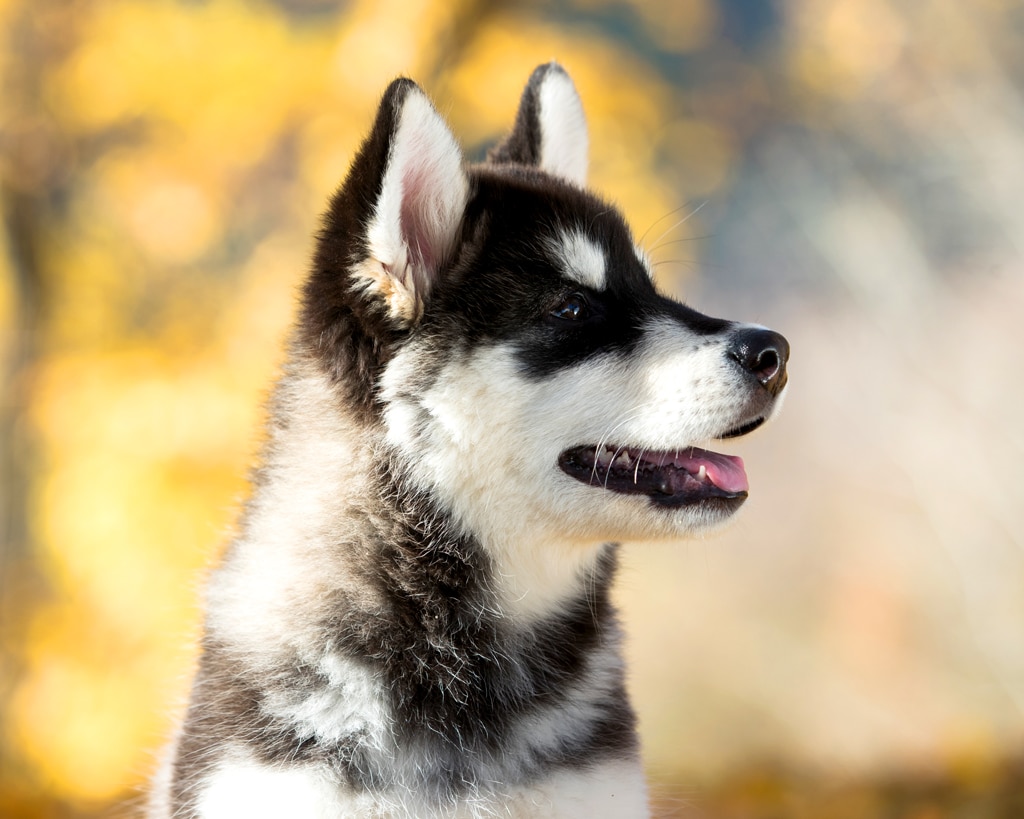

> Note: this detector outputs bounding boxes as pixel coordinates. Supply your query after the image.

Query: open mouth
[557,419,764,508]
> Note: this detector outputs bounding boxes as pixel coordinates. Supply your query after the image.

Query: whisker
[648,234,713,254]
[651,258,730,273]
[649,259,702,274]
[604,444,630,490]
[637,202,696,246]
[645,200,708,255]
[589,410,648,486]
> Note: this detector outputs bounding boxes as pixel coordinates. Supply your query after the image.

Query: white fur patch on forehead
[538,70,589,187]
[549,229,607,290]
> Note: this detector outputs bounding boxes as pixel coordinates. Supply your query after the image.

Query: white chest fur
[196,754,651,819]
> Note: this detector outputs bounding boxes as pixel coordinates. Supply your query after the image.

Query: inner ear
[488,62,589,187]
[358,82,469,325]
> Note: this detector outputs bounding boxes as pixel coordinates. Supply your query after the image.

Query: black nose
[728,327,789,396]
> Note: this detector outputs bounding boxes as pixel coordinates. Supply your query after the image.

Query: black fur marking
[417,169,733,379]
[298,78,419,422]
[333,465,638,786]
[722,416,767,438]
[297,82,732,428]
[167,466,636,815]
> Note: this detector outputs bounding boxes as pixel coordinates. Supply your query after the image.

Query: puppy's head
[301,63,788,549]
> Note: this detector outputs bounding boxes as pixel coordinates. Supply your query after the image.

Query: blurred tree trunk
[0,0,77,804]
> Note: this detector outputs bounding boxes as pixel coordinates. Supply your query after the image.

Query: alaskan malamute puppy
[149,63,789,818]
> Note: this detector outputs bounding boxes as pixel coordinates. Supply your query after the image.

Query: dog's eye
[550,293,589,322]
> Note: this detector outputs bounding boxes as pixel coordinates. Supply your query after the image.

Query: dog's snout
[728,327,789,396]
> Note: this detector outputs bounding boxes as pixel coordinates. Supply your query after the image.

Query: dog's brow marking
[550,229,607,290]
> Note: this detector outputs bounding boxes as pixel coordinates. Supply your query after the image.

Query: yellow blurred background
[1,0,1023,816]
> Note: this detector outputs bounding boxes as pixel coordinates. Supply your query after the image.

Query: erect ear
[487,62,588,187]
[347,78,469,326]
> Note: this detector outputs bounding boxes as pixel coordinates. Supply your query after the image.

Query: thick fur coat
[148,63,789,818]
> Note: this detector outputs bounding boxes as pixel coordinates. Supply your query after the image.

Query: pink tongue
[675,448,748,494]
